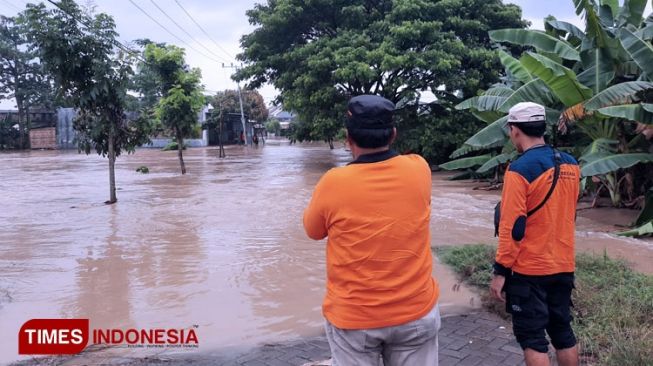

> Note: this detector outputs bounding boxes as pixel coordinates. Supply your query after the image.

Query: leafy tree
[25,0,151,203]
[210,89,269,123]
[237,0,527,156]
[265,118,281,135]
[0,114,20,149]
[0,14,53,149]
[130,39,168,111]
[145,44,205,175]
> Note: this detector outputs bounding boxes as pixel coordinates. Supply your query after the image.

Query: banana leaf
[489,29,581,61]
[584,81,653,111]
[598,4,615,28]
[578,47,616,92]
[476,151,518,173]
[635,24,653,41]
[464,116,509,148]
[580,138,619,164]
[545,20,586,45]
[618,28,653,81]
[498,78,556,112]
[599,0,619,22]
[597,104,653,124]
[617,221,653,237]
[634,188,653,226]
[450,139,506,159]
[455,87,514,111]
[471,109,504,124]
[617,0,647,27]
[574,0,609,47]
[642,104,653,113]
[580,152,653,176]
[520,52,593,107]
[440,154,492,171]
[498,50,532,84]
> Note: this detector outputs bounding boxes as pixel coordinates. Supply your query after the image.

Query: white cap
[507,102,546,123]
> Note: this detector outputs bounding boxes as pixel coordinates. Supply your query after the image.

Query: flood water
[1,144,651,364]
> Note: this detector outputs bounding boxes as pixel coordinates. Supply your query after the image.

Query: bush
[161,141,186,151]
[136,166,149,174]
[438,244,653,364]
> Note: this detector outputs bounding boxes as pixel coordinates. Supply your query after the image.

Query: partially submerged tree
[145,44,204,175]
[25,0,151,203]
[0,14,53,149]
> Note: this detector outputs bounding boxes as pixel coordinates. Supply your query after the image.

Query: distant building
[0,108,58,149]
[268,105,296,133]
[204,106,260,146]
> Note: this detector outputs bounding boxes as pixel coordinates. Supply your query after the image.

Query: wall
[30,127,57,149]
[144,138,207,148]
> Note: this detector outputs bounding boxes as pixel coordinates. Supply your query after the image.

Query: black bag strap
[527,150,562,217]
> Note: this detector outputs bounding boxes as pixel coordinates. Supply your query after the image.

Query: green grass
[437,244,653,365]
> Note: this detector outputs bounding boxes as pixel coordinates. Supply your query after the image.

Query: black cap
[346,95,395,130]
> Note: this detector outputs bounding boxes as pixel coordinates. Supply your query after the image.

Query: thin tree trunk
[25,105,30,149]
[16,98,25,149]
[218,113,225,158]
[107,128,117,204]
[176,127,186,174]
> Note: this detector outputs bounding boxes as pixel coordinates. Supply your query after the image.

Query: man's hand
[490,274,506,302]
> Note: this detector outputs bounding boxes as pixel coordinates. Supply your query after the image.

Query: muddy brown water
[1,144,651,364]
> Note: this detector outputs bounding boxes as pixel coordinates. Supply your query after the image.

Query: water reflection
[0,144,651,365]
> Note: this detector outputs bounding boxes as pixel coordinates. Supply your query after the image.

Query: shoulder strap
[527,150,562,217]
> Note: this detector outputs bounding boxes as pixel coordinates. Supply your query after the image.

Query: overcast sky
[0,0,651,109]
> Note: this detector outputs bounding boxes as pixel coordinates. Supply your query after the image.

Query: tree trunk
[16,98,25,149]
[176,128,187,174]
[107,129,117,204]
[25,105,31,149]
[218,114,225,158]
[328,138,334,150]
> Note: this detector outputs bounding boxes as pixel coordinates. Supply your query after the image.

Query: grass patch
[438,244,653,365]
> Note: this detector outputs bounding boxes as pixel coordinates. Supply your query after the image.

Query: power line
[0,0,22,12]
[43,1,224,101]
[173,0,234,61]
[126,0,222,63]
[147,0,228,63]
[46,0,147,64]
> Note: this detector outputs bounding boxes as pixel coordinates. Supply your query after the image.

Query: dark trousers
[504,272,577,353]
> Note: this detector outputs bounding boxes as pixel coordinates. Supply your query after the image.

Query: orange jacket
[495,145,580,276]
[303,150,439,329]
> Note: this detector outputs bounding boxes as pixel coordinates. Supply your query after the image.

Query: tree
[145,44,205,175]
[237,0,527,155]
[25,0,151,203]
[0,14,52,149]
[210,89,269,122]
[130,39,168,112]
[265,118,281,135]
[444,0,653,236]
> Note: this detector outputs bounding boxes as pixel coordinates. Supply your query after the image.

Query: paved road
[140,312,525,366]
[12,311,526,366]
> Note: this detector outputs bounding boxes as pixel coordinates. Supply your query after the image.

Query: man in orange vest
[490,102,580,366]
[304,95,440,365]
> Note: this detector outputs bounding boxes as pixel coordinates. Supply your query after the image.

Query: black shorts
[504,272,577,353]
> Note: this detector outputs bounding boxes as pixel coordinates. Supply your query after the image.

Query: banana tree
[445,0,653,216]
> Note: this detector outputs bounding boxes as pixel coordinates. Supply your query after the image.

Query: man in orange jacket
[490,102,580,366]
[303,95,440,365]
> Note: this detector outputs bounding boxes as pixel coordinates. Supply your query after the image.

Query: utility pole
[222,63,248,145]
